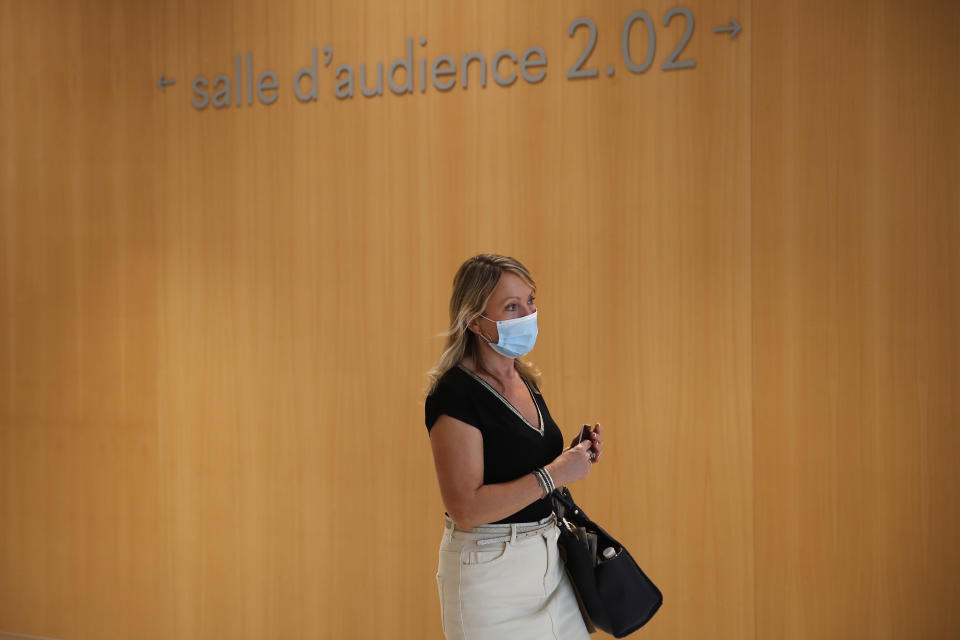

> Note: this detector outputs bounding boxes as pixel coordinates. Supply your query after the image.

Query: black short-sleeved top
[425,364,564,524]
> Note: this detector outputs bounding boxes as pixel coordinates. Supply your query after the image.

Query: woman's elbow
[444,499,478,531]
[445,508,471,531]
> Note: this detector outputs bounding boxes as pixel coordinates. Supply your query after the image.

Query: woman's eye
[506,303,516,311]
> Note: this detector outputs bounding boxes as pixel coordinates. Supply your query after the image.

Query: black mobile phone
[576,423,593,445]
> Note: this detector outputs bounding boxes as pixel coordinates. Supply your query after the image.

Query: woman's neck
[464,348,517,388]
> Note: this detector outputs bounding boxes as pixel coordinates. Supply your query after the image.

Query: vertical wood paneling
[1,0,956,639]
[752,0,960,638]
[1,0,162,638]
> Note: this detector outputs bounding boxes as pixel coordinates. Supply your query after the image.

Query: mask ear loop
[471,314,497,346]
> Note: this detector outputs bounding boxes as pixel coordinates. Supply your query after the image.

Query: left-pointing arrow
[157,75,176,91]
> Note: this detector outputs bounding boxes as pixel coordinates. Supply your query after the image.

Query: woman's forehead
[491,271,534,299]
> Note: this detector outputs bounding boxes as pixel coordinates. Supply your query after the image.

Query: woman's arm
[429,414,593,530]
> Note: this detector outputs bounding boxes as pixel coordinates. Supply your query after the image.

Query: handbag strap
[550,487,590,521]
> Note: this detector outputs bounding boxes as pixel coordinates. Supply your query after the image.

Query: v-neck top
[425,364,564,524]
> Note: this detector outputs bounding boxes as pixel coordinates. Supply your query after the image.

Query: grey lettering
[360,62,384,97]
[461,52,487,89]
[492,49,517,86]
[247,53,253,105]
[212,75,231,108]
[520,46,547,83]
[335,64,354,99]
[235,54,242,106]
[389,38,414,95]
[431,55,456,91]
[257,71,278,104]
[192,77,209,110]
[295,47,319,101]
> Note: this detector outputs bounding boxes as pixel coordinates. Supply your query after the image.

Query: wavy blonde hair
[426,254,542,395]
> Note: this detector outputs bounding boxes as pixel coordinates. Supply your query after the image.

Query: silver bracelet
[532,468,550,498]
[533,467,555,498]
[540,466,556,494]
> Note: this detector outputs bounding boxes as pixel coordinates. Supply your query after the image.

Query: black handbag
[551,487,663,638]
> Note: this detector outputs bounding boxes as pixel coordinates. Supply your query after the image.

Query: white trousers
[435,513,592,640]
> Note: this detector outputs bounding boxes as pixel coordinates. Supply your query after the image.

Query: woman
[424,254,604,639]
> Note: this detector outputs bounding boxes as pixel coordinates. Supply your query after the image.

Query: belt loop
[443,518,454,542]
[510,524,518,544]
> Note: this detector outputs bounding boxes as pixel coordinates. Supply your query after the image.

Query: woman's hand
[545,440,594,487]
[567,422,604,464]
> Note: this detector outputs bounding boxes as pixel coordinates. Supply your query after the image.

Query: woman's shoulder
[425,364,480,431]
[428,363,470,396]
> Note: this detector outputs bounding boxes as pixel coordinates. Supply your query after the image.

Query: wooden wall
[0,0,956,638]
[753,1,960,638]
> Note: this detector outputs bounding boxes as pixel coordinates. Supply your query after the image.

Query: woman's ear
[466,315,482,336]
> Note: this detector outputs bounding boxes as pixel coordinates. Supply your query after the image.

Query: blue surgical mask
[479,310,539,358]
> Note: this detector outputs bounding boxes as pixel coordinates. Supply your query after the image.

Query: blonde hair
[426,254,542,395]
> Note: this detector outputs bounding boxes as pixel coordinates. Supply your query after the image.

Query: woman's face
[471,271,537,342]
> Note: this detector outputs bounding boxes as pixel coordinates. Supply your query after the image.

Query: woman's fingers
[590,423,603,462]
[570,423,604,462]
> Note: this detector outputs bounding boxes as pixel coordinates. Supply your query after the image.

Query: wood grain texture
[752,0,960,638]
[0,0,955,639]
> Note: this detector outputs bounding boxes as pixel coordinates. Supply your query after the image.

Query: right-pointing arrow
[713,18,742,39]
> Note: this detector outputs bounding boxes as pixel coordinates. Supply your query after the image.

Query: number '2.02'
[566,7,696,78]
